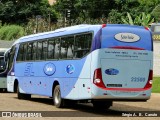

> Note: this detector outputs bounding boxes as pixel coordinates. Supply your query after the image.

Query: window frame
[16,31,93,62]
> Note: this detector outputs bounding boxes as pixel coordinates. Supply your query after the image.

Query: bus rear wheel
[53,85,65,108]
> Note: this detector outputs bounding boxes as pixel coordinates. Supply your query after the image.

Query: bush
[0,25,25,41]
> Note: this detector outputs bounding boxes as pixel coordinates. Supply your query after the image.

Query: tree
[0,1,16,24]
[75,0,116,20]
[108,0,141,24]
[0,0,58,25]
[54,0,116,23]
[137,0,160,13]
[151,4,160,22]
[54,0,79,24]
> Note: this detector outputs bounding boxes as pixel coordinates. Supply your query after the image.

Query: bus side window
[74,33,92,58]
[67,37,74,59]
[61,37,67,59]
[54,38,60,59]
[37,41,43,60]
[61,36,74,59]
[48,39,55,59]
[17,44,24,61]
[23,43,28,61]
[26,42,33,61]
[32,42,37,60]
[42,41,48,60]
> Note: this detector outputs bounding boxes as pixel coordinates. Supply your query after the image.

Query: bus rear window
[74,33,92,58]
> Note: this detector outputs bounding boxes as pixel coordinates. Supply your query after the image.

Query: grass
[152,77,160,93]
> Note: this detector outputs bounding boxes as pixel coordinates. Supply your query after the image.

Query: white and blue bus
[7,24,153,108]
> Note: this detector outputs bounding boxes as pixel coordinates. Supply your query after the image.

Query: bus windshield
[0,57,5,72]
[0,48,9,72]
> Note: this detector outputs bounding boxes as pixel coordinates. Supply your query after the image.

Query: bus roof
[13,24,147,45]
[13,24,101,45]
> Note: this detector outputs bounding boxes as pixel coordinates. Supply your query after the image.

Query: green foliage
[121,12,154,27]
[121,12,134,25]
[25,16,65,35]
[108,0,160,24]
[108,10,123,24]
[141,13,154,27]
[0,0,58,25]
[55,0,115,21]
[151,4,160,22]
[152,77,160,93]
[70,17,108,25]
[0,25,25,41]
[25,18,49,35]
[0,21,2,29]
[138,0,160,6]
[54,0,79,21]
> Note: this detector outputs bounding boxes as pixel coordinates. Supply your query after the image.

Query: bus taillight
[93,68,106,88]
[144,70,153,89]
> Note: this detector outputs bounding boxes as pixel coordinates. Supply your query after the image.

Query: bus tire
[92,101,112,109]
[17,84,24,99]
[53,85,65,108]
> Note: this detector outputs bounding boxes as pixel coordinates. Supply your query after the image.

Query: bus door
[99,25,153,91]
[7,45,17,92]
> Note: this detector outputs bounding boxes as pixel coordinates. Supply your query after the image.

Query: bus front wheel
[53,85,65,108]
[17,84,31,100]
[17,84,23,99]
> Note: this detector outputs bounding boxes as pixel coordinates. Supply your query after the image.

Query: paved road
[0,93,160,120]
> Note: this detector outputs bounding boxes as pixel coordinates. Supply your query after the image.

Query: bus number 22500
[131,77,145,82]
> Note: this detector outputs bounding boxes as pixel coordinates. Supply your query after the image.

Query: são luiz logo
[43,63,56,76]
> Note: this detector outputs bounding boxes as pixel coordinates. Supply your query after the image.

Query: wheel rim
[54,87,61,105]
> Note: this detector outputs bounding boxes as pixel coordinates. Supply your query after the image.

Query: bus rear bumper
[91,88,151,101]
[91,95,150,101]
